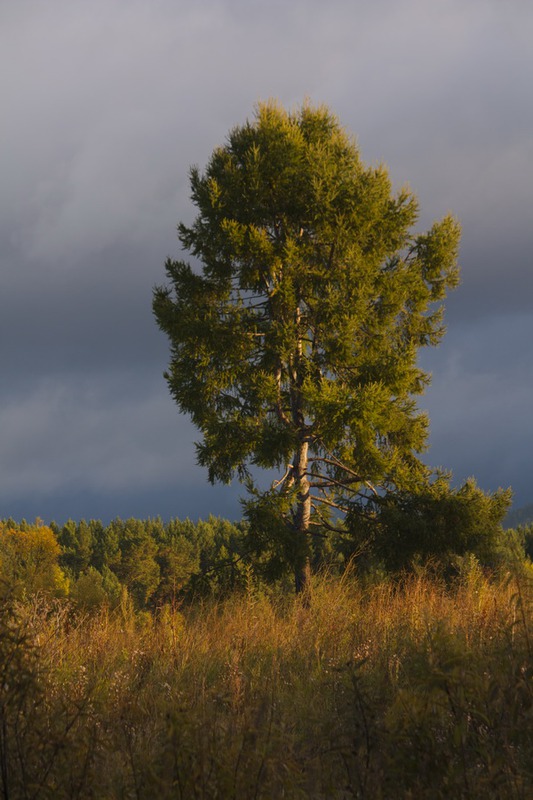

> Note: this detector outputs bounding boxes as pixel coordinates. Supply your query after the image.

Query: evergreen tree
[153,101,461,590]
[116,519,160,607]
[352,476,513,573]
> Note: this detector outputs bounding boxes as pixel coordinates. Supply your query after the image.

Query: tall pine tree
[153,101,461,590]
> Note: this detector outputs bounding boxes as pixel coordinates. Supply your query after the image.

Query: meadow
[1,563,531,799]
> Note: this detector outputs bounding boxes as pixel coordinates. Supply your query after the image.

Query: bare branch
[271,464,294,490]
[364,480,379,498]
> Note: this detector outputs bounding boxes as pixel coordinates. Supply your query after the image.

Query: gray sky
[1,0,532,523]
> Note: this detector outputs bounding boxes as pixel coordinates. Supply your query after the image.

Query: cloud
[421,313,533,501]
[0,376,190,494]
[1,0,532,520]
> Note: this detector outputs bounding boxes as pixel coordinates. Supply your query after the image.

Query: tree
[0,522,69,598]
[153,100,461,591]
[349,475,513,573]
[71,565,122,610]
[115,519,160,607]
[57,519,94,576]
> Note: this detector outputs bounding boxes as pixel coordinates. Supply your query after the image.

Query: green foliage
[4,502,526,613]
[58,518,94,574]
[114,518,161,606]
[3,515,259,608]
[153,100,461,581]
[71,565,122,610]
[348,475,514,573]
[518,522,533,561]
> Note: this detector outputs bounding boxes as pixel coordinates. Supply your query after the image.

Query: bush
[348,476,514,574]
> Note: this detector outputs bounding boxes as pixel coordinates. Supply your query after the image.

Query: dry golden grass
[1,566,531,798]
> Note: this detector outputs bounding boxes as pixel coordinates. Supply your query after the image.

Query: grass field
[1,566,532,798]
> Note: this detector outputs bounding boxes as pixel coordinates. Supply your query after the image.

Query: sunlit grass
[1,566,531,798]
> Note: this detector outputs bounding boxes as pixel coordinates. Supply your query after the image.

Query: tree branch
[308,455,363,481]
[308,474,362,492]
[310,503,348,534]
[275,364,292,426]
[271,464,293,490]
[310,494,351,514]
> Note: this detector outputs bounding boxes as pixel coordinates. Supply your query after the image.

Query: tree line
[0,516,249,609]
[1,510,531,612]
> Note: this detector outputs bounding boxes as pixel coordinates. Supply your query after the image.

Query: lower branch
[271,464,293,490]
[311,494,351,514]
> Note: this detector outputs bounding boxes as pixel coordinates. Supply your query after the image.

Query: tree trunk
[291,304,312,596]
[293,437,311,595]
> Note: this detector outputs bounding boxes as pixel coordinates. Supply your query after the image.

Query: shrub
[348,476,514,574]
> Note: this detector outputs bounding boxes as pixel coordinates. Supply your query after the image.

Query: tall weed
[0,567,531,797]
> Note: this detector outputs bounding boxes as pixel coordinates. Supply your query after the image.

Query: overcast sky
[1,0,532,524]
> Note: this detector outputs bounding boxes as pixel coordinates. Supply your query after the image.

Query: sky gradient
[1,0,532,524]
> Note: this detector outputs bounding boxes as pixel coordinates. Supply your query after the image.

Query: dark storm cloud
[421,312,533,501]
[1,0,532,520]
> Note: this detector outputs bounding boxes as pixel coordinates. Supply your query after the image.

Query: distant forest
[1,513,532,612]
